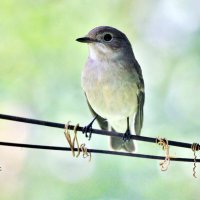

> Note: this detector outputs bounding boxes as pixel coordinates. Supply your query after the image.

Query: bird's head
[76,26,133,60]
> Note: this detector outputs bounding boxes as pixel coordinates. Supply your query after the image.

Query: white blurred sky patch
[133,0,200,50]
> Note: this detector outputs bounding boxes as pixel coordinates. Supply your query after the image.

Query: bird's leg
[82,116,97,140]
[123,117,131,142]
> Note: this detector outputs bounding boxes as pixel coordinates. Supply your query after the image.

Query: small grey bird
[76,26,145,152]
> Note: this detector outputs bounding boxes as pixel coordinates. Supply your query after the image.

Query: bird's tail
[110,136,135,152]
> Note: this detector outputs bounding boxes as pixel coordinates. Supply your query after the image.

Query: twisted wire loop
[64,121,75,156]
[156,137,170,171]
[191,143,200,178]
[64,122,91,161]
[73,124,81,157]
[80,144,91,161]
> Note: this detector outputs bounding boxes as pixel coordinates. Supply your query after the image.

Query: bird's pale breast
[82,58,138,124]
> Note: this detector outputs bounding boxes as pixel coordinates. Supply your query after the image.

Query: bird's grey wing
[84,93,108,130]
[133,59,145,135]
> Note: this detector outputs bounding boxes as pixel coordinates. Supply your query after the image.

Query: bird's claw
[123,130,131,142]
[82,123,93,140]
[82,116,97,140]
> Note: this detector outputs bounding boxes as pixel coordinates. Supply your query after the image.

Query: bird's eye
[103,33,113,42]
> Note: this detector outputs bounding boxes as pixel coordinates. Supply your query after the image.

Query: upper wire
[0,113,198,150]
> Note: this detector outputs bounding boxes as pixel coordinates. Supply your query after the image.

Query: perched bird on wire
[76,26,145,152]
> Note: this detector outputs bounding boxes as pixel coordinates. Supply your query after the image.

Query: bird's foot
[123,129,131,142]
[82,116,97,140]
[82,123,93,140]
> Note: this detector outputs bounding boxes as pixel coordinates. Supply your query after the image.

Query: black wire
[0,141,199,162]
[0,113,198,150]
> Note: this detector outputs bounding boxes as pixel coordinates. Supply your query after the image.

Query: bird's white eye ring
[103,33,113,42]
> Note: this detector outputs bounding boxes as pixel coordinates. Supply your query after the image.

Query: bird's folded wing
[85,93,108,130]
[133,59,145,135]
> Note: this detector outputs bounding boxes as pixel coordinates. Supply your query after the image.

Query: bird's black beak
[76,37,97,43]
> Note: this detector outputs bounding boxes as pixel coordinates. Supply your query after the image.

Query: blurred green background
[0,0,200,199]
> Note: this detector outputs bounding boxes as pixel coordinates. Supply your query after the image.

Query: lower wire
[0,141,199,163]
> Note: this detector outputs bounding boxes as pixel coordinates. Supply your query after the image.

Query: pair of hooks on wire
[156,138,200,178]
[64,122,91,161]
